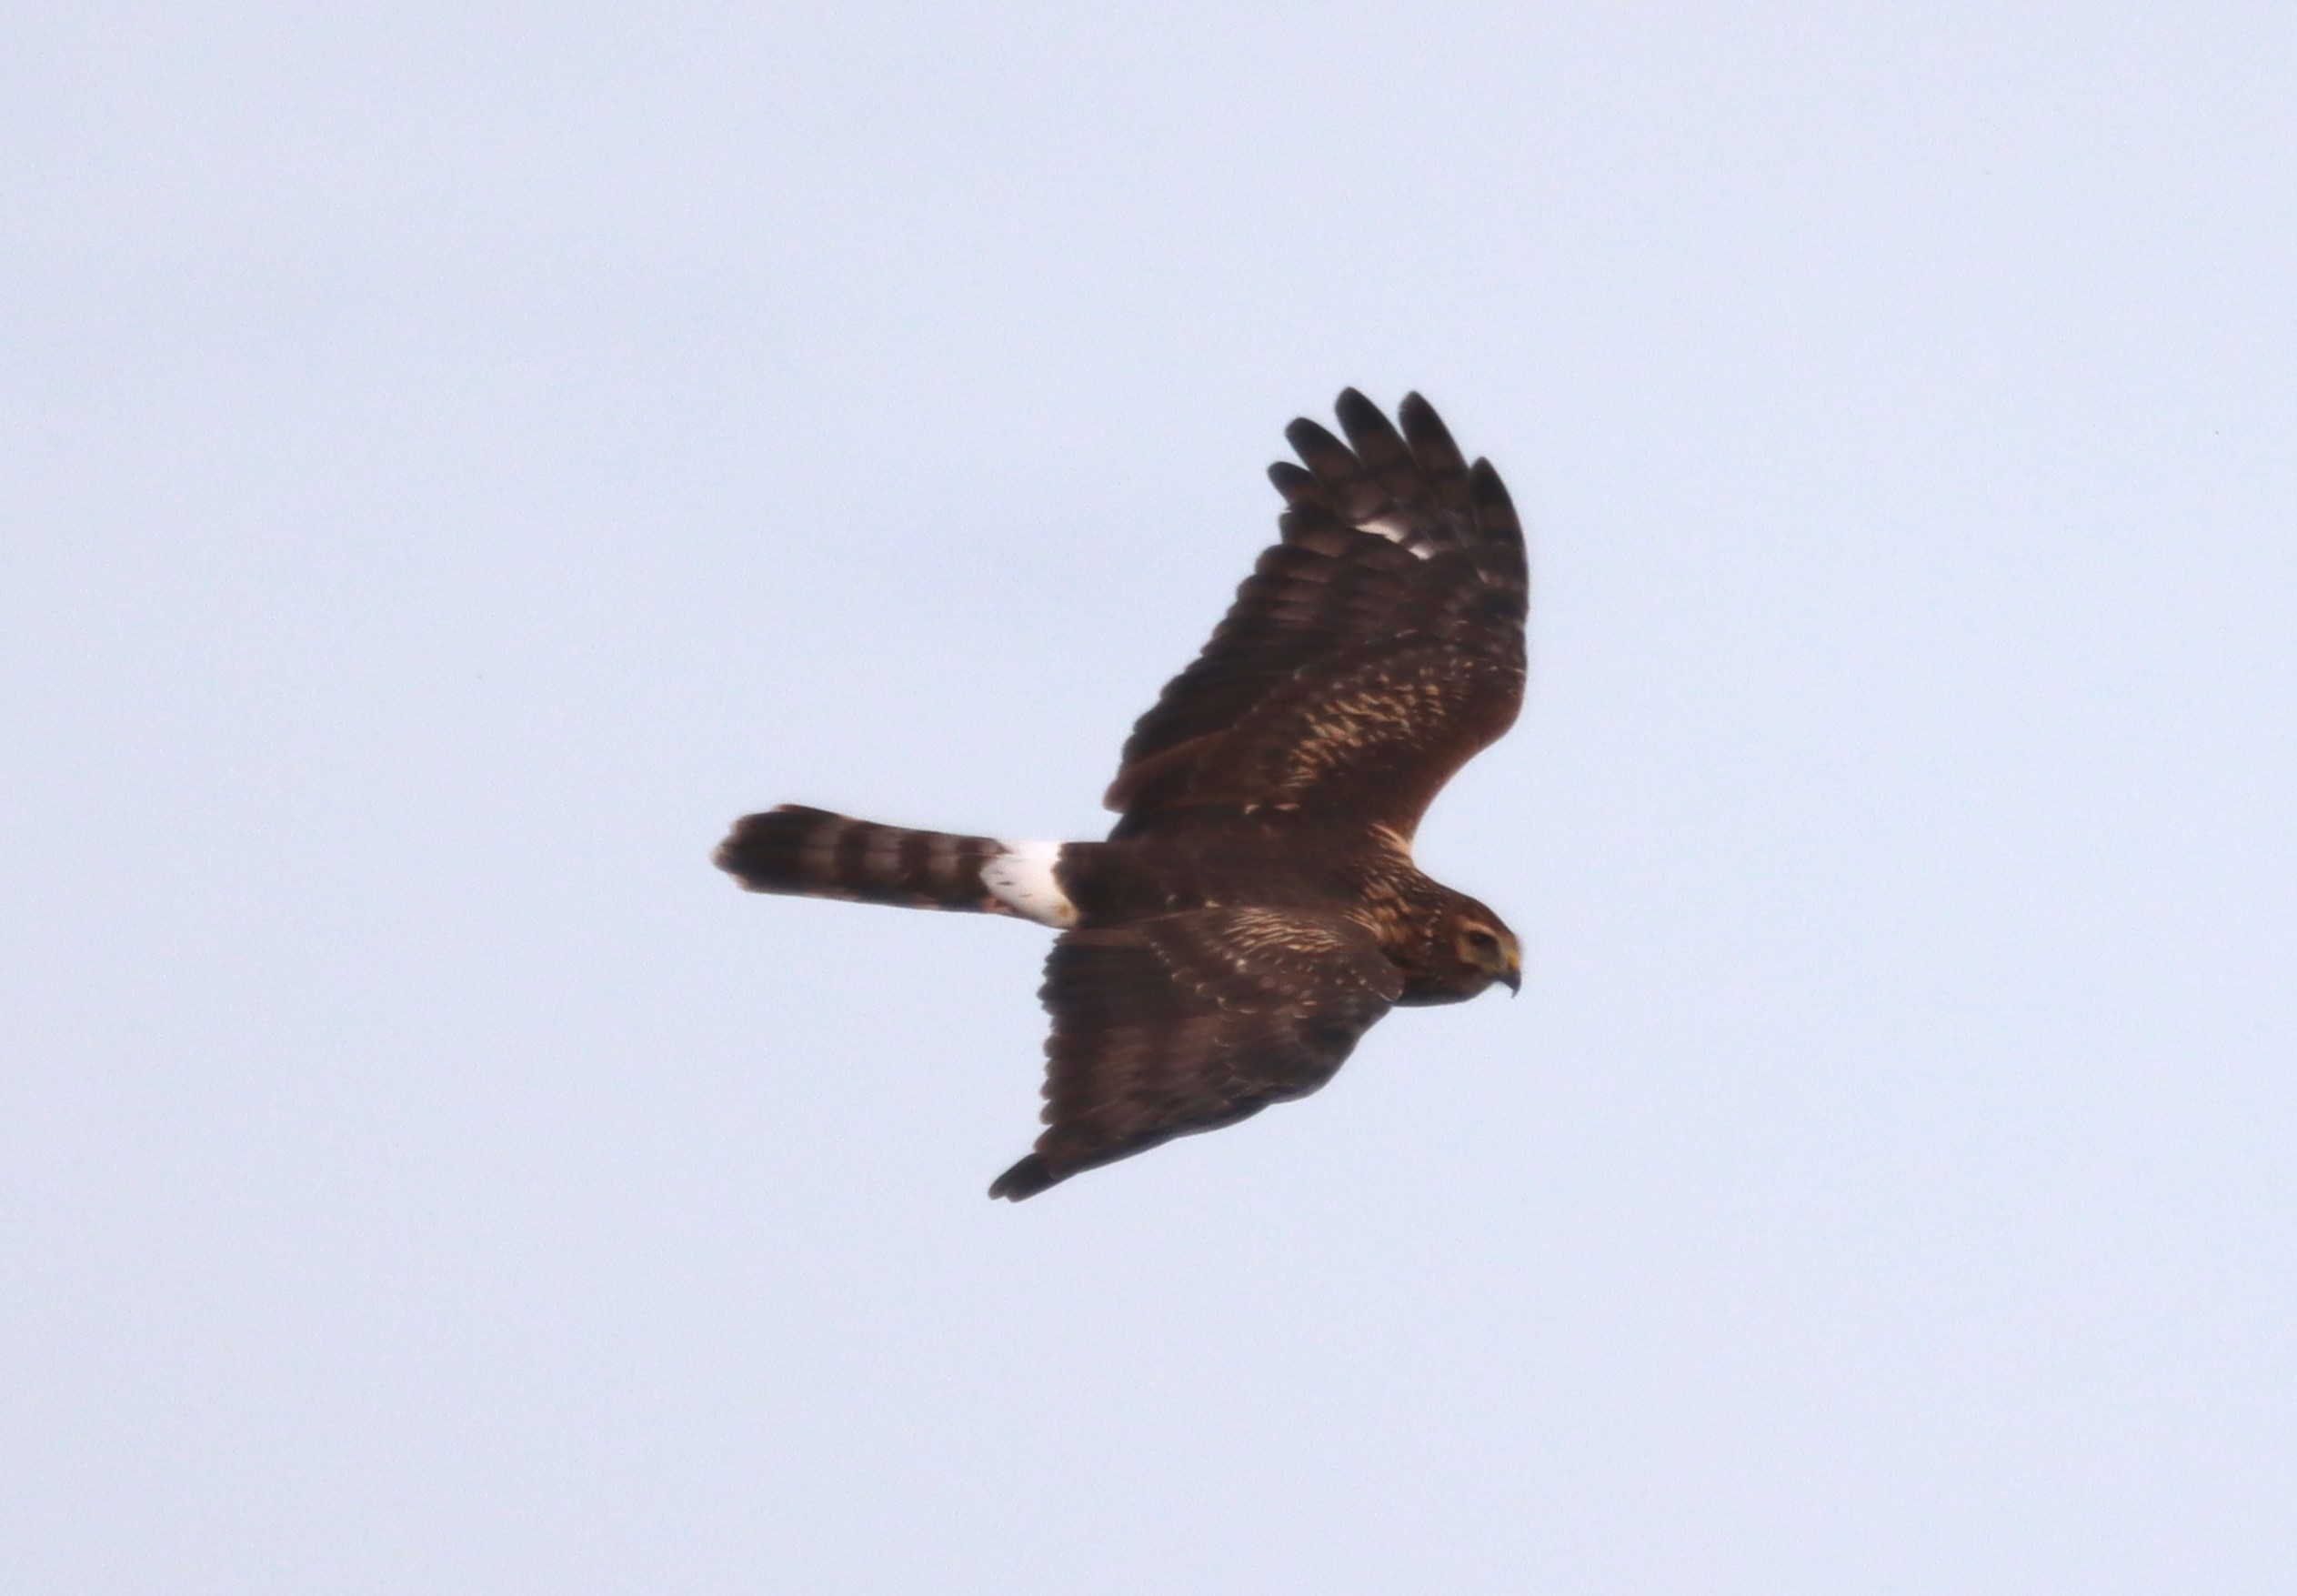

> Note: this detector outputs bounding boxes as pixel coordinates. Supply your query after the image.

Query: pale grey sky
[5,5,2294,1591]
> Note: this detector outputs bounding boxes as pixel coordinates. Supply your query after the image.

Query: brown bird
[716,389,1527,1200]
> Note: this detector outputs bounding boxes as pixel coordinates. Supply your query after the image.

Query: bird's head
[1437,898,1522,999]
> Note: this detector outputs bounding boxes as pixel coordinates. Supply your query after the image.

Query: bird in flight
[716,389,1527,1200]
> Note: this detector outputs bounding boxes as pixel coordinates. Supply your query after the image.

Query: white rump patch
[982,841,1078,928]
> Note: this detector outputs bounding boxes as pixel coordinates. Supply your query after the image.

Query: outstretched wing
[1106,390,1526,841]
[988,908,1403,1200]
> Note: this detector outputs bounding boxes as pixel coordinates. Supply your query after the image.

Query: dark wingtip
[1332,386,1382,432]
[1397,393,1472,510]
[1469,457,1520,527]
[988,1153,1058,1201]
[1267,459,1319,504]
[1284,416,1345,458]
[1398,390,1443,437]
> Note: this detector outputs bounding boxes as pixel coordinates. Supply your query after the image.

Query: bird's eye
[1464,928,1497,949]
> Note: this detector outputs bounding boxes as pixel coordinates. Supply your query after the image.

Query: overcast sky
[6,5,2294,1591]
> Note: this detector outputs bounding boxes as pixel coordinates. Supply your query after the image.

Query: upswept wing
[988,908,1402,1200]
[1106,390,1527,841]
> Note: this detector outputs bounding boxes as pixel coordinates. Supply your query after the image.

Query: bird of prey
[716,389,1527,1200]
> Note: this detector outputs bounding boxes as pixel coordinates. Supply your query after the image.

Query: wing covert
[988,908,1401,1200]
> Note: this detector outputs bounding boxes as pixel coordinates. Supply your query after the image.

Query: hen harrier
[717,389,1526,1200]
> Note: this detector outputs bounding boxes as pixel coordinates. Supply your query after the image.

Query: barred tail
[713,804,1015,915]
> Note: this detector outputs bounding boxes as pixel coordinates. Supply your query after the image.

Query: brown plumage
[716,389,1528,1200]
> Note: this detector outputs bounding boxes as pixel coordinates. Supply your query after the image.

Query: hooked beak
[1500,950,1521,997]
